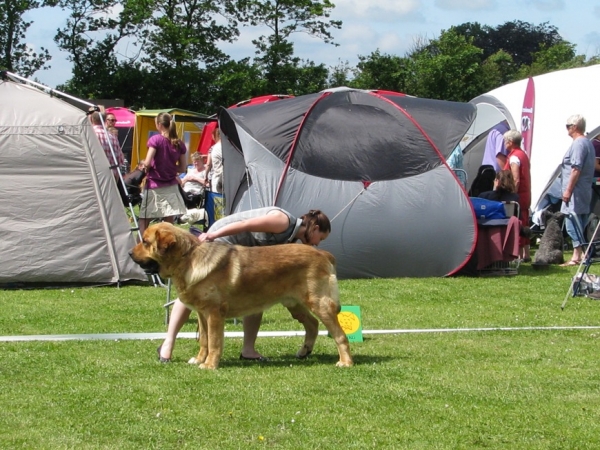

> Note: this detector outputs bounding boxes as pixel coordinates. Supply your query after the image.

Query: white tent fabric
[0,79,147,286]
[467,64,600,208]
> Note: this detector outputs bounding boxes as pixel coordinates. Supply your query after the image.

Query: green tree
[54,0,243,109]
[143,0,238,68]
[239,0,341,93]
[514,41,580,79]
[480,49,515,91]
[452,21,565,70]
[54,0,152,98]
[327,59,351,88]
[350,50,409,91]
[205,58,266,111]
[0,0,51,76]
[407,29,484,101]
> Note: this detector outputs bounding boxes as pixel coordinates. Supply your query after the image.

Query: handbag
[469,197,507,221]
[123,168,146,187]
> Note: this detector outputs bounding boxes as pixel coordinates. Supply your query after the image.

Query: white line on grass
[2,326,600,342]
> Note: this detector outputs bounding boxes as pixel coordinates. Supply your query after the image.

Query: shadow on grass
[189,352,396,369]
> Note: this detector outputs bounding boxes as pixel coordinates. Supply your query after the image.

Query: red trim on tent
[233,94,294,108]
[369,89,406,97]
[198,95,295,155]
[370,91,446,161]
[372,91,478,276]
[274,92,332,205]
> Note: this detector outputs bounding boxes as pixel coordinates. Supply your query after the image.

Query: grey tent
[0,77,147,286]
[219,88,478,278]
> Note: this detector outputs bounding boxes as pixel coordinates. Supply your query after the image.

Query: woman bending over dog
[157,207,331,363]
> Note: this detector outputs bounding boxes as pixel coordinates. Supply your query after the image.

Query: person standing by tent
[482,121,510,172]
[560,115,596,266]
[91,111,124,181]
[157,207,332,363]
[138,112,188,234]
[503,130,532,262]
[105,112,119,137]
[204,127,223,193]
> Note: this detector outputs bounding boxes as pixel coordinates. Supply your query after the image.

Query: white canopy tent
[464,64,600,209]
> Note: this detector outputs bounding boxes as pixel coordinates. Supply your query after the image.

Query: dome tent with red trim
[218,87,477,279]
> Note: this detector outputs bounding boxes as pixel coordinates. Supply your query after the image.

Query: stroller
[118,168,145,207]
[177,184,208,230]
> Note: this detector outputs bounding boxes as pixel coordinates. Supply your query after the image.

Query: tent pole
[561,213,600,309]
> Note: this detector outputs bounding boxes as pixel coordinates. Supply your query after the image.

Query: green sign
[337,305,363,342]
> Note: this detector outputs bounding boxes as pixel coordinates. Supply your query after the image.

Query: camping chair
[562,213,600,307]
[468,165,496,197]
[502,201,520,219]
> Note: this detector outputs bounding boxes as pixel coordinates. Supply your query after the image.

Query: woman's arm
[184,170,205,184]
[141,147,157,170]
[177,146,187,174]
[204,152,213,180]
[510,162,520,190]
[199,210,290,242]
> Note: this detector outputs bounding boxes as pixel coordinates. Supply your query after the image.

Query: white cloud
[332,0,423,21]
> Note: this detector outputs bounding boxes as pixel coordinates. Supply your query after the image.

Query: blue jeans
[565,213,589,248]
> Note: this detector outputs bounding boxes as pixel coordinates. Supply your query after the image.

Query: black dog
[533,211,565,265]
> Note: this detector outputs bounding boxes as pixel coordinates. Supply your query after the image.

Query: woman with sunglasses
[560,115,596,266]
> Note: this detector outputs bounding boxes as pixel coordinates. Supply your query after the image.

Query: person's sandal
[560,260,581,267]
[157,345,171,363]
[239,353,269,362]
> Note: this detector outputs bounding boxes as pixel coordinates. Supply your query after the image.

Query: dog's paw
[296,345,313,359]
[336,360,354,368]
[188,357,199,365]
[199,363,217,370]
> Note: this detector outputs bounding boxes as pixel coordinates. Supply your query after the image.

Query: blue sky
[25,0,600,89]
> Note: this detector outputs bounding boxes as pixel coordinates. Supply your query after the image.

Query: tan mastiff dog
[130,223,353,370]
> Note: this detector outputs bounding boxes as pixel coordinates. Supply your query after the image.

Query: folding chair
[561,212,600,308]
[502,201,520,219]
[468,165,496,197]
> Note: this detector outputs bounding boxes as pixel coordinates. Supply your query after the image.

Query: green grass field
[2,262,600,449]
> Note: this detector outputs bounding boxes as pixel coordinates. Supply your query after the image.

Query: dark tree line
[1,0,597,113]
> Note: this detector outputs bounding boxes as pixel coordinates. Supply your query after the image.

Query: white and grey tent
[0,75,147,287]
[219,88,478,278]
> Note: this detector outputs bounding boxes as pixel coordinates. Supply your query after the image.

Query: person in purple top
[138,112,188,234]
[482,120,510,172]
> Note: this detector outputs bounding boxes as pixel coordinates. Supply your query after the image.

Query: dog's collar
[289,218,303,243]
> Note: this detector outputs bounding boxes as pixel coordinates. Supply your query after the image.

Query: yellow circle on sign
[337,311,360,334]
